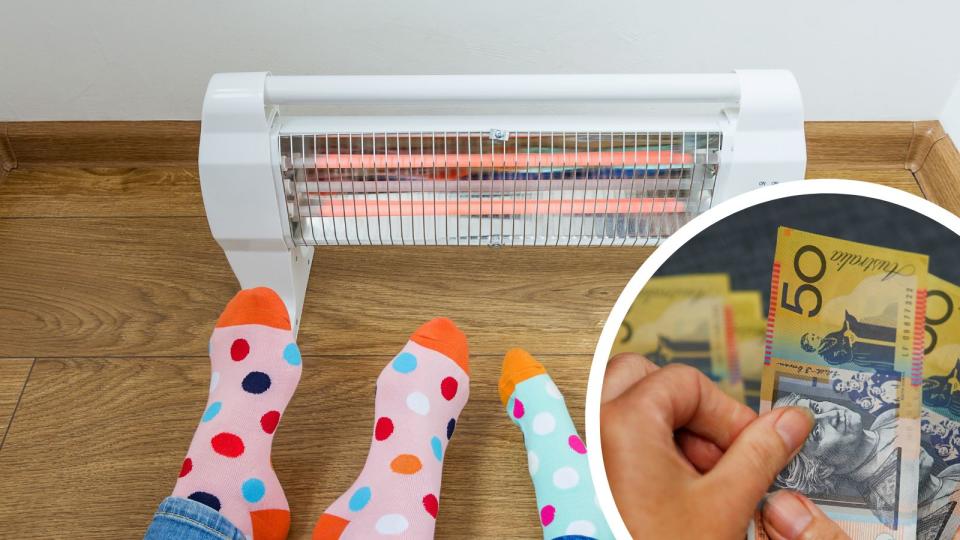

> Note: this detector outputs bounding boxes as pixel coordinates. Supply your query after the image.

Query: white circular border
[585,179,960,539]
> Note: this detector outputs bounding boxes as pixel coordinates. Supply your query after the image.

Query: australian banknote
[613,273,744,402]
[728,290,766,412]
[918,274,960,539]
[751,227,928,540]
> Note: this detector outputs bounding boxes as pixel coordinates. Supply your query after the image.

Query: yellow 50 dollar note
[728,290,766,411]
[751,227,928,540]
[918,275,960,539]
[613,274,743,402]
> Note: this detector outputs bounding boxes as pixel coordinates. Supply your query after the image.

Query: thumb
[762,490,850,540]
[703,406,814,515]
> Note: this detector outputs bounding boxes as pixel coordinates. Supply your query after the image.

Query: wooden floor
[0,122,939,538]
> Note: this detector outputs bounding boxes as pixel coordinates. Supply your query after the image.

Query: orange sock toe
[409,317,469,375]
[216,287,291,330]
[498,348,547,405]
[250,509,291,540]
[312,513,350,540]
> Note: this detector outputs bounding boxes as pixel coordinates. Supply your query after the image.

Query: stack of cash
[615,226,960,539]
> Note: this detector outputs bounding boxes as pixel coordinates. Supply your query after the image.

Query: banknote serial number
[780,244,827,317]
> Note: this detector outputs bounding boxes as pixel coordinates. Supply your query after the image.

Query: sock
[172,287,302,540]
[499,348,613,540]
[312,318,470,539]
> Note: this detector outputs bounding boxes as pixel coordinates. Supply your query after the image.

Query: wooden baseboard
[914,129,960,215]
[0,119,924,168]
[0,121,199,168]
[0,125,16,176]
[804,121,915,169]
[906,121,948,172]
[0,120,955,209]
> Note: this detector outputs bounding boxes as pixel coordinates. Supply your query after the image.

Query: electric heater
[199,71,806,332]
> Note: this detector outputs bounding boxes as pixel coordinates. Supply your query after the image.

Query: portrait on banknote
[919,409,960,538]
[769,362,905,529]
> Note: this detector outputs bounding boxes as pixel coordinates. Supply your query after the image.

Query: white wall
[1,0,958,121]
[943,80,960,140]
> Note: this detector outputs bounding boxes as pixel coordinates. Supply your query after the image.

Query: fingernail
[775,407,813,450]
[763,490,812,540]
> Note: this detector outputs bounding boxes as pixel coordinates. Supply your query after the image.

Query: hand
[600,353,850,540]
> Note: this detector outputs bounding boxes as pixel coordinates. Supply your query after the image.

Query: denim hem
[144,496,246,540]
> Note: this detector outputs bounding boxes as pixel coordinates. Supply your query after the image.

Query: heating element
[199,72,806,331]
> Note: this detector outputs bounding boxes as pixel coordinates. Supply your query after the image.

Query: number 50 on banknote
[751,227,929,540]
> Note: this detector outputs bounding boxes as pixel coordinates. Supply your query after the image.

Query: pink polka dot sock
[172,287,303,540]
[312,318,470,539]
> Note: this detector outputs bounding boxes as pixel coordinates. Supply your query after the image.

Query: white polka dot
[533,412,556,435]
[209,372,220,392]
[528,451,539,476]
[553,466,579,489]
[406,392,430,415]
[566,520,596,536]
[545,380,562,399]
[375,514,409,535]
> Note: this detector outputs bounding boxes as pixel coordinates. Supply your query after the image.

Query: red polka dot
[179,457,192,478]
[230,339,250,361]
[375,417,394,441]
[211,432,245,457]
[568,434,587,454]
[422,493,438,518]
[440,377,458,401]
[260,411,281,434]
[540,505,555,526]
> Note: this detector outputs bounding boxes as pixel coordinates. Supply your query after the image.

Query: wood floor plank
[0,167,204,218]
[0,355,587,539]
[0,216,650,357]
[0,358,33,447]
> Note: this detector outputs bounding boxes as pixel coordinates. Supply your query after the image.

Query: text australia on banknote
[752,227,928,540]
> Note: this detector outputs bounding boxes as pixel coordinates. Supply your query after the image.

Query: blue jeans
[144,496,246,540]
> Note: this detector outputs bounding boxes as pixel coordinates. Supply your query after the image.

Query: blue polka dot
[201,401,222,423]
[392,352,417,374]
[431,436,443,461]
[348,486,372,512]
[242,371,272,394]
[241,478,265,503]
[446,418,456,440]
[283,343,301,366]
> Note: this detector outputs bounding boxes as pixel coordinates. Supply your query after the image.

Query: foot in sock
[172,287,302,540]
[312,318,470,539]
[499,348,613,540]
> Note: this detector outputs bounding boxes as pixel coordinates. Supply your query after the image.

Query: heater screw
[489,129,509,141]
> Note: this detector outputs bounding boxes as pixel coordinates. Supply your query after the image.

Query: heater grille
[278,130,721,246]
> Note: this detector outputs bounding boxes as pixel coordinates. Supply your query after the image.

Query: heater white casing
[199,71,806,333]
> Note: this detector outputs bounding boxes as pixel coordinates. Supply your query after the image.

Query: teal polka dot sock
[499,348,613,540]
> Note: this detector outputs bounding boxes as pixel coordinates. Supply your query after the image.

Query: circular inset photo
[586,180,960,540]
